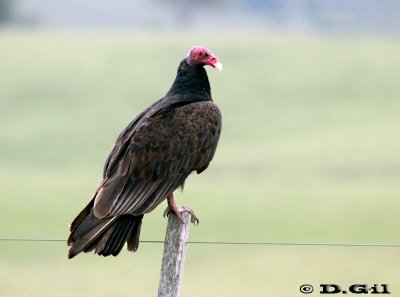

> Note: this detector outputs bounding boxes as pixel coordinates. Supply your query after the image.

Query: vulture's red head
[187,46,223,73]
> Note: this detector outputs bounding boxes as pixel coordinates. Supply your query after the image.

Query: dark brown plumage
[67,46,222,258]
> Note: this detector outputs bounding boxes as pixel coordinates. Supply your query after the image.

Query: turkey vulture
[67,46,222,258]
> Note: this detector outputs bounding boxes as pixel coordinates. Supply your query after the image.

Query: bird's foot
[164,192,199,224]
[163,205,199,225]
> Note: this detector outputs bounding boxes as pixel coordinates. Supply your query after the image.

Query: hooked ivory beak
[213,62,223,73]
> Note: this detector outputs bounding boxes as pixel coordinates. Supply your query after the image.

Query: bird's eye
[198,52,202,57]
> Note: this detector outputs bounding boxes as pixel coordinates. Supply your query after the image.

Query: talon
[191,214,199,225]
[163,207,170,218]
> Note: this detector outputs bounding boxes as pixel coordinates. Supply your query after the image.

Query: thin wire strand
[1,237,399,248]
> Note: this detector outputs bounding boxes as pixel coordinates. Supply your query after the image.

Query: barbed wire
[1,237,399,248]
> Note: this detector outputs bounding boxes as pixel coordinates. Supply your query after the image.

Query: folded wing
[93,100,222,219]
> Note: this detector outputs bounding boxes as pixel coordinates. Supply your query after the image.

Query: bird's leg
[163,193,199,225]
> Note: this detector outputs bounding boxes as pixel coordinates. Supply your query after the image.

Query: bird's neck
[166,59,212,102]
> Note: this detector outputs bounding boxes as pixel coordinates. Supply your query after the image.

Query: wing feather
[93,101,222,218]
[112,180,148,214]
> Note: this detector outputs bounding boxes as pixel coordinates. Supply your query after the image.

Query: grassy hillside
[1,29,399,297]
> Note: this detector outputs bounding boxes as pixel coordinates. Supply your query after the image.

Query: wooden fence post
[157,211,192,297]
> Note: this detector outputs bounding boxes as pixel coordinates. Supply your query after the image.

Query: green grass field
[1,29,400,297]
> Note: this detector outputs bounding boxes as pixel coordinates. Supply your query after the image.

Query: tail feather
[67,211,144,259]
[97,215,139,256]
[67,216,117,259]
[68,198,95,245]
[127,217,143,252]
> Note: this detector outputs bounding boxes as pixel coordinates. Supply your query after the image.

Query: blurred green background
[1,28,400,296]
